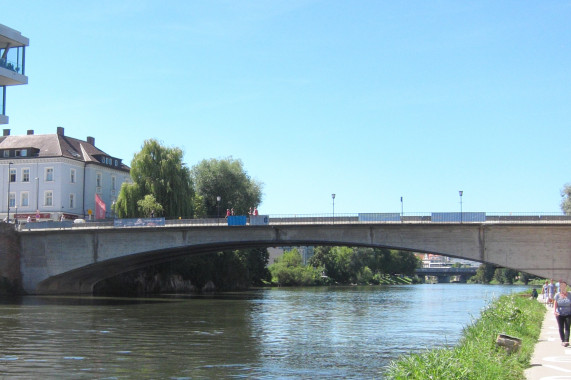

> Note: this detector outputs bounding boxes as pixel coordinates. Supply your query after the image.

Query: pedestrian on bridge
[554,280,571,347]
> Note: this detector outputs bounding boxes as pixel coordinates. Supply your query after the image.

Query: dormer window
[15,149,27,157]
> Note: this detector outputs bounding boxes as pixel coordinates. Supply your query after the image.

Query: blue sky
[3,1,570,215]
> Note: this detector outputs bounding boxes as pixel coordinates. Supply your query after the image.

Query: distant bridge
[415,267,478,283]
[13,214,571,295]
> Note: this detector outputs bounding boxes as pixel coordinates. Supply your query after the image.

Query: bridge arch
[19,223,571,294]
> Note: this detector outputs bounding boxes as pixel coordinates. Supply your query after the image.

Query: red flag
[95,194,106,219]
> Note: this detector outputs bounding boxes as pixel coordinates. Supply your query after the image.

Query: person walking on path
[554,280,571,347]
[548,279,556,307]
[525,293,571,380]
[542,280,549,303]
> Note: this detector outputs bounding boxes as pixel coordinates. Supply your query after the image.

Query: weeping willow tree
[114,139,194,218]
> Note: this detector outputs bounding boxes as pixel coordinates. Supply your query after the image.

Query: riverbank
[386,292,545,379]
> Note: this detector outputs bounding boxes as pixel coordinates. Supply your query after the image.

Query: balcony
[0,24,28,86]
[0,24,28,124]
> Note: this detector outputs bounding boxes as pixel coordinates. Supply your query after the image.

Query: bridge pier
[0,224,22,294]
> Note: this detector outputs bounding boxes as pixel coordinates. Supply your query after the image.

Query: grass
[385,293,546,380]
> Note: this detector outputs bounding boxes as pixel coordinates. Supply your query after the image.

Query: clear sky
[3,1,570,215]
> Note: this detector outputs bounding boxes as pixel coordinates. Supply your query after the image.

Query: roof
[0,130,130,172]
[0,24,29,47]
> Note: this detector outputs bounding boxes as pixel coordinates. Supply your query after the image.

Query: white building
[1,127,130,222]
[0,24,28,125]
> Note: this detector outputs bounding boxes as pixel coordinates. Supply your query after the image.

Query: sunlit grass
[386,294,545,380]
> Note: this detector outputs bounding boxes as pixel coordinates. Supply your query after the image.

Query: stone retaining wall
[0,223,22,294]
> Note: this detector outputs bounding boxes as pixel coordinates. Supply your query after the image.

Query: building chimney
[57,126,64,136]
[27,130,34,135]
[87,136,95,146]
[3,129,10,136]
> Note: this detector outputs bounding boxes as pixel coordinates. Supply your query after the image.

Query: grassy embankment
[386,293,546,380]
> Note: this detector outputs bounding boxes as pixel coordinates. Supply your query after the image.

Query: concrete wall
[0,223,21,293]
[18,223,571,295]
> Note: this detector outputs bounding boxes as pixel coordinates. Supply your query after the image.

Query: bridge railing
[15,212,571,231]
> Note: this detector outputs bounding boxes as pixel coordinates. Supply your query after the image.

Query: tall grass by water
[386,293,545,380]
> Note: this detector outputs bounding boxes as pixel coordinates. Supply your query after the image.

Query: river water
[0,284,529,379]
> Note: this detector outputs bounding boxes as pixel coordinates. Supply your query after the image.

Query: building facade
[1,127,130,222]
[0,24,28,125]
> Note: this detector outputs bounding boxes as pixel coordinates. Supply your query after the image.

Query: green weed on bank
[386,294,545,380]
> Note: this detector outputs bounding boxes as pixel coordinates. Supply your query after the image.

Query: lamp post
[216,195,221,225]
[401,196,403,223]
[7,162,13,222]
[459,190,463,224]
[331,193,336,224]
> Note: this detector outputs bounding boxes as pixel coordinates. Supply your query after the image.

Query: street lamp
[459,190,463,224]
[216,195,221,225]
[7,162,13,222]
[401,196,404,223]
[331,193,336,224]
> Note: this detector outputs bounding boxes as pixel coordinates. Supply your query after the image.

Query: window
[15,149,27,157]
[8,193,15,207]
[69,193,75,208]
[44,191,53,207]
[3,150,9,157]
[70,169,76,184]
[45,168,54,182]
[96,172,102,187]
[21,192,29,207]
[9,168,15,182]
[111,176,116,190]
[22,168,30,182]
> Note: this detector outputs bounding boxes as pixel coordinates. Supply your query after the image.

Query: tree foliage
[114,139,194,218]
[96,248,271,295]
[471,263,497,284]
[307,246,419,284]
[137,194,164,217]
[268,249,326,286]
[192,157,263,217]
[114,182,143,218]
[561,183,571,215]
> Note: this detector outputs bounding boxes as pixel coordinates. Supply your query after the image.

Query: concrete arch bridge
[17,221,571,295]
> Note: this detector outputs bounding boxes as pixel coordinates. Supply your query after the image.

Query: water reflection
[0,284,528,378]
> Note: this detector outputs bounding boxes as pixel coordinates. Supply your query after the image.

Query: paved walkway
[525,298,571,380]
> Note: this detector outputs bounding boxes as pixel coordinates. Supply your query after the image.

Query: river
[0,284,530,379]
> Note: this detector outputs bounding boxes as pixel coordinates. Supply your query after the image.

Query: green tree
[388,250,420,275]
[309,246,419,284]
[114,182,144,218]
[269,249,323,286]
[137,194,164,217]
[115,139,193,218]
[471,263,496,283]
[494,268,518,284]
[192,157,263,217]
[561,183,571,215]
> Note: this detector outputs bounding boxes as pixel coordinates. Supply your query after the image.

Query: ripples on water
[0,284,528,379]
